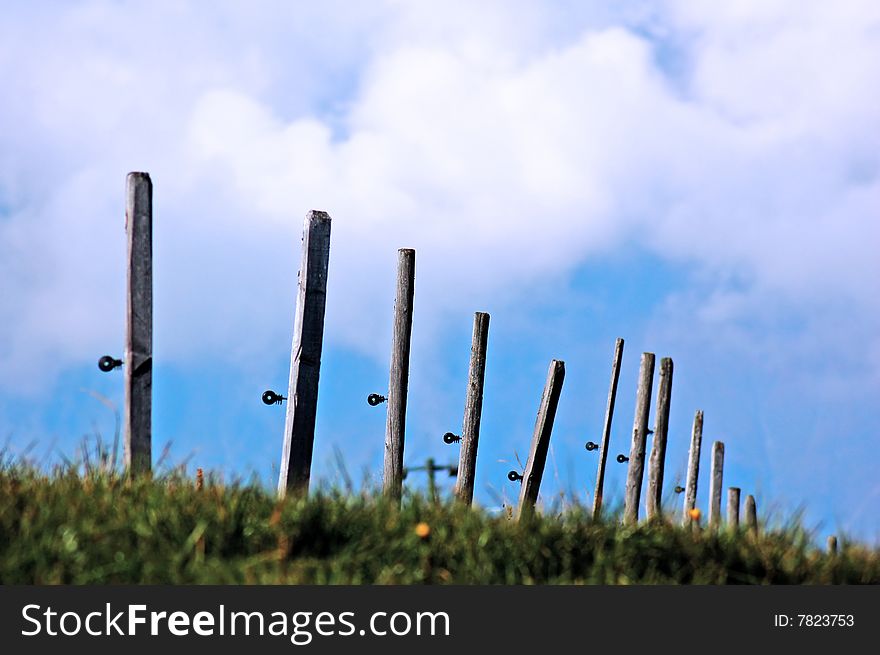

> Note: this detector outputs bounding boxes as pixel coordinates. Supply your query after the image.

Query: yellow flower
[688,508,701,521]
[414,522,431,539]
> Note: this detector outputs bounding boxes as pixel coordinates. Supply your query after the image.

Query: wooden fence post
[646,357,673,521]
[708,441,725,528]
[827,535,838,555]
[383,249,416,501]
[727,487,741,529]
[744,494,758,536]
[277,211,332,497]
[455,311,490,505]
[591,338,624,519]
[516,359,565,520]
[124,172,152,476]
[682,410,703,526]
[624,352,655,525]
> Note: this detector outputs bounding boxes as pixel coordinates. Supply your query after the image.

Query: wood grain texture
[516,359,565,520]
[124,172,152,475]
[277,211,332,497]
[383,249,416,501]
[682,410,704,526]
[455,312,490,505]
[708,441,725,528]
[623,352,655,525]
[646,357,673,521]
[592,338,624,518]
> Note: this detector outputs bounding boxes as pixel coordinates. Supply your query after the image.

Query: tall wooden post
[682,410,704,526]
[277,211,332,497]
[708,441,725,528]
[124,172,153,475]
[623,352,655,525]
[591,338,624,519]
[727,487,741,528]
[383,249,416,501]
[516,360,565,520]
[455,312,490,505]
[646,357,673,521]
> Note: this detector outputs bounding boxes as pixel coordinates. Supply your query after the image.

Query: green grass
[1,466,877,584]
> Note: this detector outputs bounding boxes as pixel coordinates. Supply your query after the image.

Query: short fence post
[277,211,332,497]
[591,338,624,519]
[124,172,153,476]
[727,487,741,529]
[383,249,416,501]
[624,352,655,525]
[425,457,437,503]
[682,410,704,526]
[646,357,673,521]
[455,311,490,506]
[744,494,758,536]
[708,441,725,529]
[827,535,838,555]
[516,359,565,520]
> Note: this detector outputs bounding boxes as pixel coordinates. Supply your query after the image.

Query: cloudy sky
[1,1,878,540]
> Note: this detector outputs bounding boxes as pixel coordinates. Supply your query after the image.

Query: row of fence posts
[100,174,831,541]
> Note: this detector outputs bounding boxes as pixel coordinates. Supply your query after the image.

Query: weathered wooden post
[124,172,153,476]
[727,487,741,529]
[516,359,565,520]
[277,211,332,497]
[744,494,758,536]
[454,311,490,505]
[646,357,673,521]
[682,410,703,526]
[708,441,725,528]
[591,338,624,519]
[624,352,655,525]
[383,248,416,501]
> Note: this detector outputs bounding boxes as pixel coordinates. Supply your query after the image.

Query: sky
[1,0,878,541]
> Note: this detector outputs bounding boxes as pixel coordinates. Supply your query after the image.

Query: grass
[1,463,878,584]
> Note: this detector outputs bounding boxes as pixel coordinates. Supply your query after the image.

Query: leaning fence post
[744,494,758,536]
[624,352,655,525]
[646,357,673,521]
[516,359,565,520]
[124,172,153,476]
[383,248,416,501]
[277,211,332,497]
[682,410,704,526]
[591,338,624,519]
[455,311,490,506]
[727,487,741,529]
[708,441,725,528]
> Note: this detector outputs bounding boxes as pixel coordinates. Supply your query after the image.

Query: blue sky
[1,1,878,541]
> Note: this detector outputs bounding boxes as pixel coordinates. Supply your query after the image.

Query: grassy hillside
[1,467,877,584]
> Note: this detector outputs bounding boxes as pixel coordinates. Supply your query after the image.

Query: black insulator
[98,355,122,372]
[262,390,285,406]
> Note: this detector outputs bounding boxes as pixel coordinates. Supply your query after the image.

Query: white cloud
[0,0,878,397]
